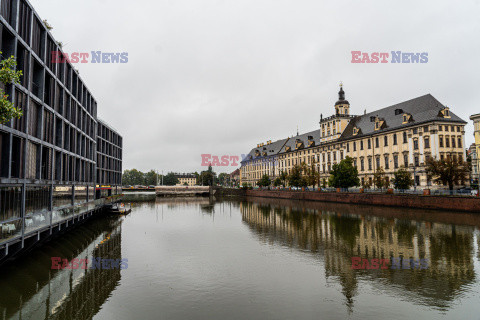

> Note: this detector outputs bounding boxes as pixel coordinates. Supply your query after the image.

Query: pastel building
[240,85,467,189]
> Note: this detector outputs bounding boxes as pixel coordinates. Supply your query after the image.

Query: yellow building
[470,114,480,185]
[241,85,467,189]
[175,173,196,186]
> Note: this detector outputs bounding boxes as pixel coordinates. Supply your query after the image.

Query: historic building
[175,173,196,186]
[471,114,480,186]
[240,85,467,189]
[467,144,478,186]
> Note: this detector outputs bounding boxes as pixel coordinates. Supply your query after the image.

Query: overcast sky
[31,0,480,174]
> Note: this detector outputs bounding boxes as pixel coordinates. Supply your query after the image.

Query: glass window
[25,186,50,215]
[74,186,87,204]
[0,186,22,222]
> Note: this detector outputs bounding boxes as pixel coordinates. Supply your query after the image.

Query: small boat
[107,202,132,215]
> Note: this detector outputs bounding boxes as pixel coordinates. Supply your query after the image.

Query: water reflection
[0,216,123,319]
[240,198,480,312]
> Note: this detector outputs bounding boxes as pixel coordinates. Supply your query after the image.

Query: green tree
[288,164,307,188]
[328,157,360,190]
[0,53,23,124]
[257,174,271,187]
[273,177,283,187]
[218,173,229,186]
[373,167,388,189]
[279,170,288,187]
[163,172,179,186]
[426,155,470,191]
[122,169,145,186]
[144,170,159,186]
[199,165,216,186]
[322,178,327,188]
[306,161,320,187]
[392,167,414,190]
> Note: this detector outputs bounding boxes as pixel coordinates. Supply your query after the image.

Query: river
[0,196,479,319]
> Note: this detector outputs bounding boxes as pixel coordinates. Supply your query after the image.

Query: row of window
[1,2,97,118]
[245,128,464,170]
[439,136,463,149]
[0,131,96,182]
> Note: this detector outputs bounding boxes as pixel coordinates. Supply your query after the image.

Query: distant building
[467,144,478,185]
[241,85,468,189]
[175,173,196,186]
[470,114,480,185]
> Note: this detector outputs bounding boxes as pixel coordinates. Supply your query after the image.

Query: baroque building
[240,85,467,189]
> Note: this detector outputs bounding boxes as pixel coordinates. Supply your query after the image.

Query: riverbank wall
[214,187,480,213]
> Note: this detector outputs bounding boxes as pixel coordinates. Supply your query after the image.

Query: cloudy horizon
[30,0,480,174]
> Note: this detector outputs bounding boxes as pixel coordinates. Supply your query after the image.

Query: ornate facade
[240,85,467,189]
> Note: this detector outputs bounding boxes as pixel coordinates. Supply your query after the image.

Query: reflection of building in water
[1,217,122,320]
[240,200,476,310]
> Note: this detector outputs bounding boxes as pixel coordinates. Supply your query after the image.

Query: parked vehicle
[457,187,472,194]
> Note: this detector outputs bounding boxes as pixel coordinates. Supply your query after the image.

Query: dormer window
[353,127,359,136]
[374,117,385,131]
[439,107,451,118]
[402,113,413,124]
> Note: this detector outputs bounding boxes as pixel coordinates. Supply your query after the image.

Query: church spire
[338,82,345,101]
[335,81,350,107]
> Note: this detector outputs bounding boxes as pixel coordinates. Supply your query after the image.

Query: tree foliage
[288,164,307,187]
[273,177,283,187]
[279,170,288,187]
[198,165,216,186]
[122,169,146,186]
[218,173,229,186]
[373,167,389,189]
[328,157,360,189]
[392,167,413,190]
[305,161,320,187]
[0,53,23,124]
[163,172,180,186]
[257,174,271,187]
[144,170,160,186]
[426,155,470,190]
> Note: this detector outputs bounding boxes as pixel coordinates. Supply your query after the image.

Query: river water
[1,196,479,319]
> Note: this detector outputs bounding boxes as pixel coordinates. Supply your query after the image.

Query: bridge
[155,186,213,197]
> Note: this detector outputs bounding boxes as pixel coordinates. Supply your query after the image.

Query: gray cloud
[32,0,480,173]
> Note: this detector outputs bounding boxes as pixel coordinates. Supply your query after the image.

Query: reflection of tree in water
[329,214,361,250]
[425,226,476,304]
[240,199,477,313]
[394,219,417,245]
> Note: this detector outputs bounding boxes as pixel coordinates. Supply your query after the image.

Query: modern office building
[240,85,467,189]
[0,0,122,260]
